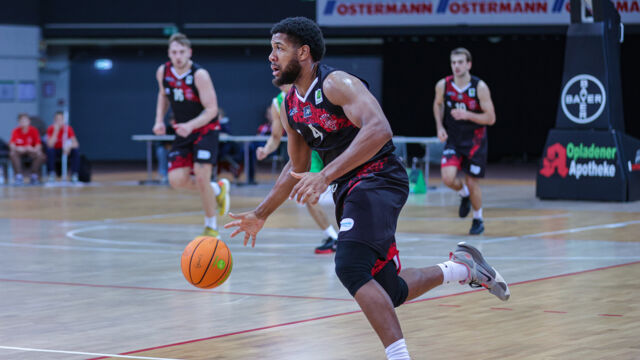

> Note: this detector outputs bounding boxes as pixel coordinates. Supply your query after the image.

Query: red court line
[0,278,353,302]
[598,314,623,317]
[86,259,640,360]
[490,307,513,311]
[87,310,364,360]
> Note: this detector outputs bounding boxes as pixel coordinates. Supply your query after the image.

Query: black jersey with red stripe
[162,61,220,145]
[443,75,485,144]
[284,63,395,184]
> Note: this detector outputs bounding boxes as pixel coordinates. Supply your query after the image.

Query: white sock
[204,216,217,229]
[473,208,483,220]
[210,182,221,196]
[437,260,469,285]
[458,183,469,197]
[324,225,338,240]
[385,338,411,360]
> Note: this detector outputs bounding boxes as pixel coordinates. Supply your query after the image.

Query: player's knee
[442,174,456,187]
[168,173,188,189]
[193,172,210,189]
[465,177,479,191]
[334,255,373,297]
[377,270,409,308]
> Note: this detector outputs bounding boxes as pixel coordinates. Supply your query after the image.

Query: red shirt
[46,125,76,149]
[10,126,41,147]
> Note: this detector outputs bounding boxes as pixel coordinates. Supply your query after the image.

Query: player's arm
[183,69,219,130]
[257,102,285,160]
[153,65,169,135]
[255,104,311,219]
[469,81,496,125]
[433,79,448,142]
[318,71,392,183]
[225,104,310,247]
[452,81,496,126]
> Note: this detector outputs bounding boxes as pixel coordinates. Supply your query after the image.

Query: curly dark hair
[271,17,325,62]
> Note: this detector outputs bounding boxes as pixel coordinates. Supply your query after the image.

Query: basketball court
[1,166,638,360]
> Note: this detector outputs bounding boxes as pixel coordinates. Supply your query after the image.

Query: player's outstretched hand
[224,211,265,248]
[289,171,329,205]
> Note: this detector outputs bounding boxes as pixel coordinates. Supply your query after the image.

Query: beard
[273,58,301,86]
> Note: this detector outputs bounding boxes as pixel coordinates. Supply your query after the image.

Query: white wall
[0,25,40,142]
[39,47,70,127]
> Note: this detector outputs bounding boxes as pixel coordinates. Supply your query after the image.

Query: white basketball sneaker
[450,242,510,301]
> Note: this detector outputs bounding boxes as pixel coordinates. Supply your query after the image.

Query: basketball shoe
[216,178,230,216]
[450,242,510,301]
[469,218,484,235]
[458,195,471,218]
[202,226,219,237]
[314,237,337,254]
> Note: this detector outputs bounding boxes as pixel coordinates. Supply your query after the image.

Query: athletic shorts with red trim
[332,154,409,257]
[441,127,488,178]
[168,125,219,172]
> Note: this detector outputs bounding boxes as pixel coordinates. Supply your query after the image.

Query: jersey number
[308,124,324,141]
[173,88,184,102]
[455,102,467,111]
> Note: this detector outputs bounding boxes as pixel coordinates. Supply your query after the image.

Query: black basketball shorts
[168,125,219,172]
[441,127,488,178]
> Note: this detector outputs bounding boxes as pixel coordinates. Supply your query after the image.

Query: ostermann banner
[317,0,640,26]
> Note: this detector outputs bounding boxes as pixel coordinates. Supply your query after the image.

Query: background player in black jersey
[225,18,508,360]
[152,33,230,237]
[433,48,496,235]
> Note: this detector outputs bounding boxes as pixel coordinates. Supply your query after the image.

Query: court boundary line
[480,219,640,244]
[85,260,640,360]
[0,345,181,360]
[0,278,354,302]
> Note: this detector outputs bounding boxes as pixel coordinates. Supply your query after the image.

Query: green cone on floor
[407,167,426,194]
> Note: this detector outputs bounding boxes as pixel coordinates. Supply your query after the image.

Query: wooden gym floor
[0,164,638,359]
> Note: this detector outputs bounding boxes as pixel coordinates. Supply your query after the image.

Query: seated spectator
[9,113,46,185]
[45,111,80,182]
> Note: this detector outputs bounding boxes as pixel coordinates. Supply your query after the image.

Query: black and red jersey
[443,75,485,143]
[284,63,395,184]
[162,61,219,144]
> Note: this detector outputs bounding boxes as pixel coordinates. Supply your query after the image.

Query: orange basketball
[181,236,233,289]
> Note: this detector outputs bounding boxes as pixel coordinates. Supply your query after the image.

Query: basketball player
[256,85,339,254]
[153,32,230,237]
[225,17,509,359]
[433,48,496,235]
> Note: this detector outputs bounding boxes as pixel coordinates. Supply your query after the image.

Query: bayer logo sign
[561,74,607,124]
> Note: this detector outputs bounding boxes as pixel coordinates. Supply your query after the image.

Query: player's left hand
[173,123,193,137]
[289,171,329,205]
[450,108,469,121]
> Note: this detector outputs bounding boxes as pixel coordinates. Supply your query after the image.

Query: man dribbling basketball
[225,17,509,360]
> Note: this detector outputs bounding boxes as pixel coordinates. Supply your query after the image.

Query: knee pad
[335,252,373,297]
[374,261,409,307]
